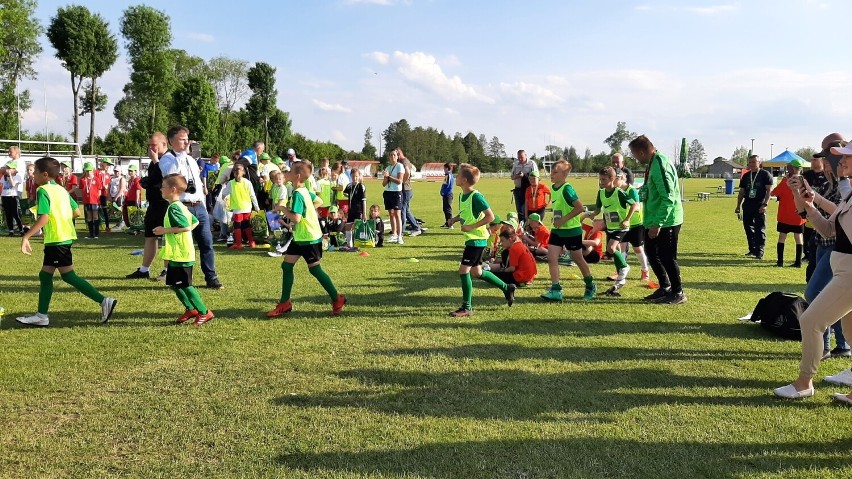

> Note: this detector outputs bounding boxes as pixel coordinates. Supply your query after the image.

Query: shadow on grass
[375,344,799,363]
[409,318,776,341]
[274,366,800,419]
[275,436,850,478]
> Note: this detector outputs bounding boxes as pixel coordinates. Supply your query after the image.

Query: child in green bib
[267,161,346,318]
[584,166,634,290]
[445,163,516,317]
[17,157,117,327]
[542,160,596,301]
[154,173,213,326]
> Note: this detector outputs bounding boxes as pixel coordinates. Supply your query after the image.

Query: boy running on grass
[17,157,117,327]
[446,163,516,317]
[584,167,633,290]
[542,159,597,301]
[154,173,214,326]
[267,161,346,317]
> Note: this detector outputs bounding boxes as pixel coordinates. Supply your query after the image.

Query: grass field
[1,177,850,478]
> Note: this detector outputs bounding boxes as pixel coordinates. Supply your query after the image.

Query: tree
[795,146,816,162]
[0,0,42,139]
[361,127,377,159]
[731,146,750,165]
[117,5,174,139]
[171,77,219,154]
[245,62,278,144]
[79,80,107,128]
[687,139,707,172]
[603,121,637,154]
[205,56,250,112]
[487,136,506,163]
[47,6,117,150]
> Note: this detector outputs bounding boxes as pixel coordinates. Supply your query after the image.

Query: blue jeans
[401,189,420,232]
[807,245,849,350]
[187,203,218,283]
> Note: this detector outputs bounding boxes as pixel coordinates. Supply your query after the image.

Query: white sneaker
[773,383,814,399]
[398,236,404,245]
[615,264,630,286]
[267,251,283,257]
[388,235,399,243]
[409,229,422,237]
[16,313,49,327]
[100,297,118,323]
[825,368,852,387]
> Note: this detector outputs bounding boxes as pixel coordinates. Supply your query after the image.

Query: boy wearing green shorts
[154,173,214,326]
[446,163,516,317]
[267,161,346,317]
[542,159,596,301]
[17,157,117,327]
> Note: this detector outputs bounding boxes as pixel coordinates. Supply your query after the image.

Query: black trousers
[742,208,766,257]
[2,196,22,231]
[512,188,526,222]
[644,224,683,294]
[442,195,453,224]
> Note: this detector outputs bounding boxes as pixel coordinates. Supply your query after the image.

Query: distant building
[707,157,745,178]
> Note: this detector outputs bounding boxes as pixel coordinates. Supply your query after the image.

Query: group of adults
[509,141,684,303]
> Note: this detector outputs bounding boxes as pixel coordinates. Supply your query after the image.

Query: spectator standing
[735,155,773,259]
[510,149,538,223]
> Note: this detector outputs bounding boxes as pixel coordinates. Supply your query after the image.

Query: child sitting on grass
[17,157,117,327]
[490,227,538,286]
[446,163,516,317]
[267,161,346,318]
[521,212,549,259]
[541,159,596,301]
[369,204,385,247]
[154,173,213,326]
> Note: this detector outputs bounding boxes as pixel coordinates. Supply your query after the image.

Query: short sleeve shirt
[384,163,404,192]
[739,169,773,209]
[552,183,582,237]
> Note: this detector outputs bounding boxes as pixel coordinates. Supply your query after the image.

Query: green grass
[0,177,850,478]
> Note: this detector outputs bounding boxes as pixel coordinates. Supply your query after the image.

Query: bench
[696,192,711,201]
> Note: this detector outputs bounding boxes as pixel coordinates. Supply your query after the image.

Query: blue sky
[18,0,851,162]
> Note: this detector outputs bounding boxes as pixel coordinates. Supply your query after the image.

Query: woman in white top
[382,150,405,243]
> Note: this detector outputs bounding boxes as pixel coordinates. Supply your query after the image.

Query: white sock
[345,230,353,247]
[637,251,649,271]
[36,312,48,319]
[139,266,150,273]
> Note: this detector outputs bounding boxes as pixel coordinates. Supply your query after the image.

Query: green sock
[584,276,595,287]
[480,270,507,291]
[309,264,339,301]
[551,282,562,291]
[460,273,473,309]
[280,261,295,303]
[60,271,104,304]
[173,287,194,310]
[38,270,53,314]
[184,286,208,315]
[613,250,627,270]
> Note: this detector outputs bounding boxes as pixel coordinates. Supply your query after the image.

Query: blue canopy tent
[763,150,809,168]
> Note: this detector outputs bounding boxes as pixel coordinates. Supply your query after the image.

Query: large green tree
[171,77,219,154]
[47,5,117,150]
[245,62,278,144]
[115,5,174,147]
[604,121,637,154]
[0,0,42,139]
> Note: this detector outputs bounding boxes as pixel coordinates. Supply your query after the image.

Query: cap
[328,205,339,213]
[816,132,847,157]
[528,213,541,222]
[61,160,71,168]
[273,156,283,165]
[259,152,271,161]
[99,157,113,165]
[83,162,94,171]
[831,143,852,156]
[490,214,503,226]
[506,212,518,220]
[528,169,539,177]
[502,218,519,230]
[789,159,804,168]
[5,161,17,169]
[128,164,138,171]
[287,148,296,156]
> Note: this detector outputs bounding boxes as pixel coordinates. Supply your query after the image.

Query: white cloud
[313,99,353,113]
[389,51,494,103]
[685,4,740,15]
[332,130,347,142]
[366,51,390,65]
[185,32,215,43]
[499,82,564,109]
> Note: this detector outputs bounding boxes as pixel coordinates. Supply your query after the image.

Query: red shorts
[317,206,330,219]
[233,212,251,224]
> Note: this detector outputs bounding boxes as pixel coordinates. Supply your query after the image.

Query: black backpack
[750,292,807,340]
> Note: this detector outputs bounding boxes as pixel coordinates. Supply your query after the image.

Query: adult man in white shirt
[158,125,223,290]
[1,146,21,168]
[1,160,24,234]
[511,149,539,222]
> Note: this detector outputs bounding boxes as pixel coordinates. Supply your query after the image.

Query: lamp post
[770,143,774,160]
[750,138,755,153]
